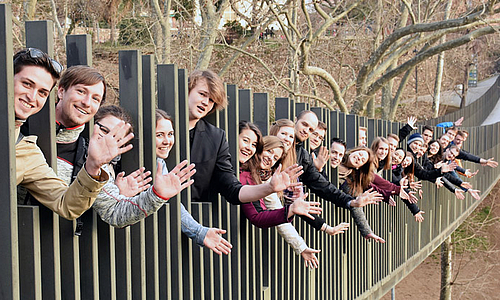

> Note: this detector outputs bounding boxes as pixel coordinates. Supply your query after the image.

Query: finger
[179,179,195,190]
[221,238,232,249]
[129,167,144,178]
[116,131,134,147]
[179,168,197,183]
[218,242,231,255]
[170,160,189,174]
[117,143,134,155]
[177,163,196,178]
[116,171,125,179]
[305,213,315,220]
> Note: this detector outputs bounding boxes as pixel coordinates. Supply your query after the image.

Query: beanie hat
[407,133,424,145]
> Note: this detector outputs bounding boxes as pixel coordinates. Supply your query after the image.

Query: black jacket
[190,118,242,205]
[296,141,353,209]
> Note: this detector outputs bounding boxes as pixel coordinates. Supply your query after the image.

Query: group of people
[12,48,497,271]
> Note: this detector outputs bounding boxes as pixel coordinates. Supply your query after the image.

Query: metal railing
[1,4,500,299]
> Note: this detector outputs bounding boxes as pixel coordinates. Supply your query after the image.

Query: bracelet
[152,186,170,201]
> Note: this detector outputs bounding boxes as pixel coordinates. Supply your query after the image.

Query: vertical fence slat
[0,4,18,300]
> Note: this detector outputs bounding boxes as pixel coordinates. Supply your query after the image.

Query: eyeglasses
[96,122,110,135]
[16,48,64,75]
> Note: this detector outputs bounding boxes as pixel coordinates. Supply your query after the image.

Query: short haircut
[188,69,227,111]
[316,121,327,131]
[94,104,133,134]
[331,137,346,150]
[456,130,467,138]
[296,110,317,121]
[387,133,399,142]
[446,126,458,133]
[58,65,107,104]
[423,125,434,133]
[14,48,61,86]
[448,144,460,152]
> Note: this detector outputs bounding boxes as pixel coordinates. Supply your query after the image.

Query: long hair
[371,137,392,170]
[402,151,415,182]
[243,136,285,185]
[269,119,296,169]
[427,139,443,164]
[239,121,263,164]
[342,147,376,196]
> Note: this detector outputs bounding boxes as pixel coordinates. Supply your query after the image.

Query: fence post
[0,4,19,300]
[142,54,159,300]
[157,64,182,300]
[118,50,144,300]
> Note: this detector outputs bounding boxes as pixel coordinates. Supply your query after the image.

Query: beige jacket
[15,125,108,220]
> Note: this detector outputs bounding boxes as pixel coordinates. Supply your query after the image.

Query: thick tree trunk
[440,236,452,300]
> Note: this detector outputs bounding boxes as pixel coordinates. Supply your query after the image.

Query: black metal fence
[1,4,500,299]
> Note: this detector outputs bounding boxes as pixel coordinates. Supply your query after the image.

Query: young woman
[426,139,443,166]
[92,106,232,255]
[391,151,425,222]
[240,136,322,229]
[239,122,329,268]
[371,137,392,174]
[269,119,350,237]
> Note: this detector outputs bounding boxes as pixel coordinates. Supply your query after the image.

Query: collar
[56,122,85,143]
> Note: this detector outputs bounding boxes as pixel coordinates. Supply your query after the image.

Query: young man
[329,138,346,169]
[293,110,382,209]
[358,126,367,147]
[14,48,133,220]
[309,121,329,173]
[422,125,434,146]
[187,69,298,204]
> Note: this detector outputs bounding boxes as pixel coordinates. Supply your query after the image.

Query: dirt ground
[382,183,500,300]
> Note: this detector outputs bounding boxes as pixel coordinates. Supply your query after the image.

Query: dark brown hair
[94,104,133,134]
[342,147,376,196]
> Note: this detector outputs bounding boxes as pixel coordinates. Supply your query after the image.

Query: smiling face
[376,142,389,161]
[387,137,398,153]
[348,150,369,169]
[14,65,55,120]
[392,149,405,165]
[444,147,459,161]
[155,118,175,159]
[329,142,345,169]
[56,82,104,127]
[401,155,412,168]
[454,135,465,148]
[422,129,433,145]
[429,141,440,155]
[409,140,423,154]
[188,78,214,125]
[275,126,295,151]
[310,128,326,150]
[260,147,284,170]
[295,112,318,142]
[438,135,451,149]
[238,129,258,164]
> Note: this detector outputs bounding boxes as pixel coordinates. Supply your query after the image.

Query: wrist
[152,186,170,201]
[85,161,101,177]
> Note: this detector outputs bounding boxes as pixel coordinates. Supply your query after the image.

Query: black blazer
[190,118,242,204]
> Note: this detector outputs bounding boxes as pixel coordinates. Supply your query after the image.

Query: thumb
[312,153,317,160]
[310,248,321,253]
[215,228,227,235]
[116,171,125,179]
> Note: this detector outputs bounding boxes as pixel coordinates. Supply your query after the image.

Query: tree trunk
[24,0,37,21]
[50,0,66,51]
[289,0,299,99]
[440,235,452,300]
[433,0,453,118]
